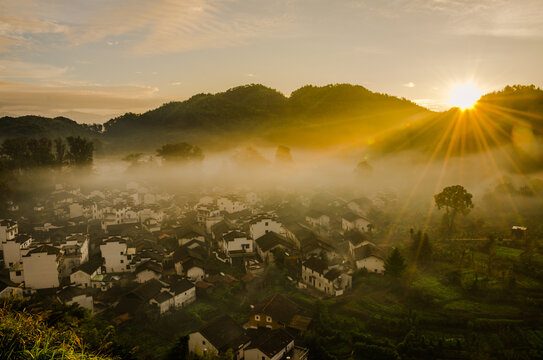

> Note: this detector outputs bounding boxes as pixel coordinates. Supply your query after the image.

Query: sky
[1,0,542,123]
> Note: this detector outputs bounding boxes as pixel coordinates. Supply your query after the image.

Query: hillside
[2,84,542,157]
[0,84,431,152]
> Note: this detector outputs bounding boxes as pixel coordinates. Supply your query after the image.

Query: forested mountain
[0,84,431,152]
[2,84,542,157]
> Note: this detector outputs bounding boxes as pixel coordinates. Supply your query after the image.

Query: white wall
[100,241,129,273]
[356,256,385,273]
[22,252,59,289]
[250,219,281,240]
[189,332,218,358]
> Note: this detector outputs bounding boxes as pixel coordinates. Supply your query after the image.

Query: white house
[249,216,282,240]
[305,211,330,229]
[301,257,352,296]
[59,233,89,277]
[189,315,250,359]
[100,237,133,273]
[70,257,103,288]
[135,261,162,283]
[57,286,93,312]
[341,212,371,232]
[0,279,24,298]
[217,196,247,214]
[245,329,295,360]
[2,234,32,269]
[170,278,196,308]
[0,219,18,251]
[353,244,385,274]
[221,231,253,257]
[22,245,62,289]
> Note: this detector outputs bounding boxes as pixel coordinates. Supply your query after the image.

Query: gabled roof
[354,243,385,260]
[26,244,60,256]
[168,278,195,294]
[303,257,328,274]
[254,232,292,253]
[223,230,248,242]
[153,290,173,304]
[247,329,294,357]
[198,315,250,353]
[57,286,89,302]
[323,268,342,281]
[341,211,361,222]
[252,293,300,326]
[129,278,164,302]
[75,256,103,275]
[0,219,17,227]
[135,260,163,275]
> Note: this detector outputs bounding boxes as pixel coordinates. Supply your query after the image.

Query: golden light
[448,82,482,110]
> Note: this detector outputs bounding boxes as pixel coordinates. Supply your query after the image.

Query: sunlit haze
[448,82,483,110]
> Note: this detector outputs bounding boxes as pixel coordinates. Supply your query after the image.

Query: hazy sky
[1,0,542,122]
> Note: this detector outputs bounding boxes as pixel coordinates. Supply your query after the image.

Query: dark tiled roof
[135,260,163,275]
[26,244,60,256]
[129,278,163,302]
[198,315,250,353]
[354,243,385,260]
[341,211,360,222]
[303,257,328,274]
[248,329,293,357]
[0,219,17,227]
[223,230,248,242]
[75,256,103,275]
[252,293,299,326]
[255,232,291,253]
[153,290,173,304]
[168,278,195,294]
[323,268,342,281]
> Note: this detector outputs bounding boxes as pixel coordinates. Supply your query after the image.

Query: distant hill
[2,84,542,159]
[0,115,99,140]
[0,84,431,152]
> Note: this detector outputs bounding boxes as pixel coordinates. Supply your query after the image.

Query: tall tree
[434,185,474,236]
[384,248,407,278]
[66,136,94,167]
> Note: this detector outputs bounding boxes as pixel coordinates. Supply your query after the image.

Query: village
[0,181,394,360]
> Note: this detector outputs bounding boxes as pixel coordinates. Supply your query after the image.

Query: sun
[448,82,482,110]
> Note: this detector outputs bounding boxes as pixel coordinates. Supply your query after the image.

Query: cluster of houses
[0,182,394,358]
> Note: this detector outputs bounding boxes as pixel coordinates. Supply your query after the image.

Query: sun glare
[448,82,482,110]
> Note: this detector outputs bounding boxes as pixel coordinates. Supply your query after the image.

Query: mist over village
[1,1,543,360]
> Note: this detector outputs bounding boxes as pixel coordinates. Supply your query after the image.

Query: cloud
[171,81,182,86]
[0,60,68,80]
[403,82,415,88]
[0,81,169,121]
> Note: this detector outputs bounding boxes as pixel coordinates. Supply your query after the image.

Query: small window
[266,316,272,322]
[265,222,268,226]
[15,270,21,276]
[202,340,206,345]
[255,315,260,321]
[120,260,124,264]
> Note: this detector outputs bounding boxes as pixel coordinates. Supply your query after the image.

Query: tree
[410,231,432,267]
[384,248,406,278]
[156,142,204,163]
[66,136,94,167]
[434,185,474,236]
[166,335,188,360]
[54,138,66,167]
[27,138,54,166]
[275,145,293,163]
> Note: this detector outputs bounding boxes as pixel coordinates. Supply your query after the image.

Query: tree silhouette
[385,248,406,278]
[434,185,473,236]
[156,142,204,163]
[66,136,94,167]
